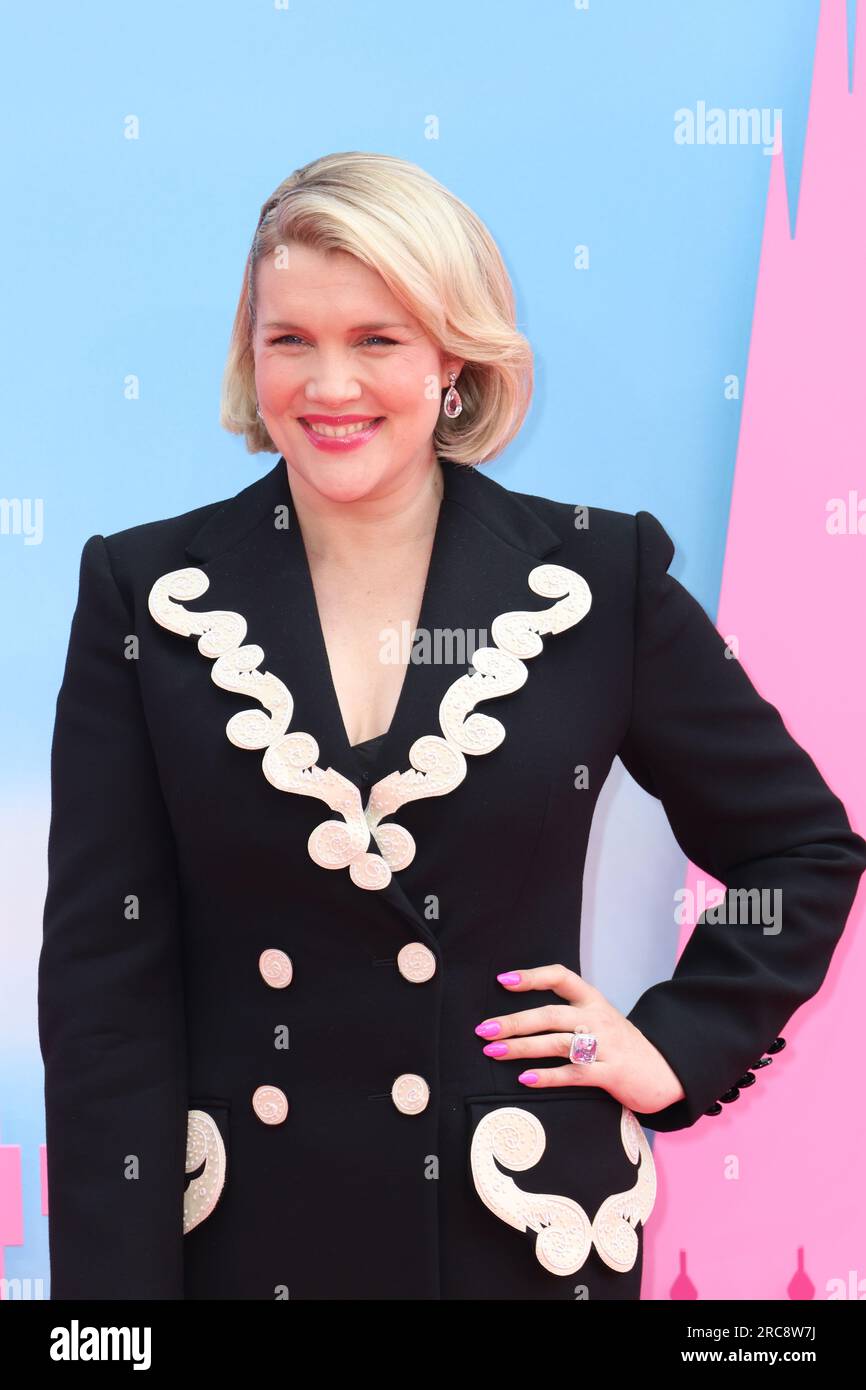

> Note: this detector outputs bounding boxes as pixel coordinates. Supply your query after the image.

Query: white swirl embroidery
[469,1105,656,1276]
[183,1109,227,1235]
[148,563,591,890]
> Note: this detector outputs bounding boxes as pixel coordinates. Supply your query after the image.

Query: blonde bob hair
[220,151,533,463]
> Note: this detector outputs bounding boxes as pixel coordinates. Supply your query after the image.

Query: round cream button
[397,942,436,983]
[252,1085,289,1124]
[391,1073,430,1114]
[259,948,293,988]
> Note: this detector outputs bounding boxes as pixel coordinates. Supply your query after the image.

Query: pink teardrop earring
[442,371,463,419]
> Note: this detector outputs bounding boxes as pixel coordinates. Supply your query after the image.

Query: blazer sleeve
[38,534,188,1298]
[619,510,866,1132]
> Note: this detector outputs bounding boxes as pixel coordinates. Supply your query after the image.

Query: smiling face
[252,243,462,503]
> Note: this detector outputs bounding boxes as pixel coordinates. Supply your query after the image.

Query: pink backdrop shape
[641,0,866,1302]
[0,1128,24,1296]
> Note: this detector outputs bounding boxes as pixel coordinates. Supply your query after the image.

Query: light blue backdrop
[1,0,839,1295]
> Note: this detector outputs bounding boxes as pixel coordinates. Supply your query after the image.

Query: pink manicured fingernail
[475,1020,501,1038]
[518,1071,538,1085]
[497,971,521,985]
[483,1042,509,1057]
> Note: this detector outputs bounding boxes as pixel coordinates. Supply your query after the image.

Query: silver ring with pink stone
[569,1032,599,1065]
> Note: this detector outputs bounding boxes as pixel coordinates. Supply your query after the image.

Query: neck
[284,455,445,566]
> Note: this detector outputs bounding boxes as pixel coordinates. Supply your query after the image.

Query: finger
[516,1062,614,1090]
[482,1031,599,1062]
[475,1004,593,1039]
[495,963,599,1006]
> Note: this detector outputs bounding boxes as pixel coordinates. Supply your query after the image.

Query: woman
[38,151,866,1301]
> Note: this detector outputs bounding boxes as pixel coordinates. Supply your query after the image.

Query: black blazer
[38,455,866,1300]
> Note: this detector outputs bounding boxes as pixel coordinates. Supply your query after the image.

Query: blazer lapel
[177,455,570,938]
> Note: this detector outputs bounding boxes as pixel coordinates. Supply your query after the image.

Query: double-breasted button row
[252,944,436,1123]
[249,1074,431,1121]
[391,942,436,1113]
[703,1036,786,1116]
[252,951,293,1124]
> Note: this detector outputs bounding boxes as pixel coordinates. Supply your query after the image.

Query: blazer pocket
[184,1097,231,1235]
[464,1089,656,1278]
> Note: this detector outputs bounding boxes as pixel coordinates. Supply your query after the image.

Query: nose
[303,351,363,408]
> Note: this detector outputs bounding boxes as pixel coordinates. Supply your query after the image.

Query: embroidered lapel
[147,458,592,915]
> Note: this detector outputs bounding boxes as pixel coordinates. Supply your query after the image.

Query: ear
[442,358,466,387]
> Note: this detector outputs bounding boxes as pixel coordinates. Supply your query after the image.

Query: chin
[286,454,394,502]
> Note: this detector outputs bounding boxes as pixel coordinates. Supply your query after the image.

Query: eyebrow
[263,321,411,333]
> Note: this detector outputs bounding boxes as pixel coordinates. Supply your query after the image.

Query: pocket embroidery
[183,1108,227,1235]
[469,1104,656,1276]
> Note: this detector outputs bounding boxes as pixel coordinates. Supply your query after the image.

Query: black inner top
[350,730,388,777]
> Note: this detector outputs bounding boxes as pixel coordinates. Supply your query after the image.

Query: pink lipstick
[298,414,384,452]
